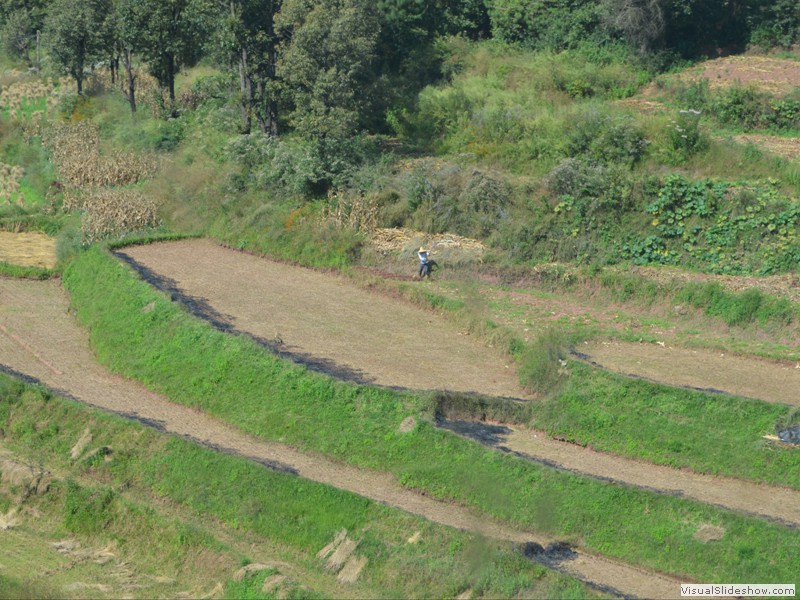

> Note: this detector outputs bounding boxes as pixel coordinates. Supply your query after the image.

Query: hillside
[2,8,800,598]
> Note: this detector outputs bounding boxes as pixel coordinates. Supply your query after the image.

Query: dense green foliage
[3,1,800,275]
[42,0,112,94]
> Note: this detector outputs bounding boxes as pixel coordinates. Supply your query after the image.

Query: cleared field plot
[119,239,527,399]
[0,231,57,269]
[580,340,800,407]
[677,56,800,96]
[0,276,682,598]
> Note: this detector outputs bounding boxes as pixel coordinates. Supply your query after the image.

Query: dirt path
[118,239,526,399]
[0,277,684,598]
[579,340,800,407]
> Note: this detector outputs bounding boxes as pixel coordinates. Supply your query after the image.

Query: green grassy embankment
[0,374,586,599]
[61,245,800,585]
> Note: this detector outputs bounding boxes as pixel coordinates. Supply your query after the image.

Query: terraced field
[2,238,800,597]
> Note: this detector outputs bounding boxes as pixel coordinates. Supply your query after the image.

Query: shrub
[567,112,649,165]
[674,282,796,327]
[666,109,706,161]
[547,158,608,198]
[518,328,571,396]
[62,480,116,535]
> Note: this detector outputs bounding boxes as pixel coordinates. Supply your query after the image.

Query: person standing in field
[418,246,431,279]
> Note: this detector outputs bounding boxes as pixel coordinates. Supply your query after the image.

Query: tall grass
[60,246,800,584]
[676,282,796,327]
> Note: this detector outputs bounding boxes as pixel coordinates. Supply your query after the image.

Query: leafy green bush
[665,109,707,161]
[226,132,379,197]
[547,158,609,198]
[567,112,648,165]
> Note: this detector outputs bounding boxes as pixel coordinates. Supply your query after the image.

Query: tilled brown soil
[119,239,527,399]
[0,276,682,599]
[580,340,800,407]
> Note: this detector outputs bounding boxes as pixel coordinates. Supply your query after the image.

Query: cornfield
[0,162,25,206]
[78,188,161,242]
[44,122,159,187]
[371,227,486,263]
[323,190,379,233]
[0,76,74,121]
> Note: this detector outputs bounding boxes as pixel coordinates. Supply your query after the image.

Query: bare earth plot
[0,276,684,599]
[620,55,800,161]
[579,340,800,407]
[119,239,527,399]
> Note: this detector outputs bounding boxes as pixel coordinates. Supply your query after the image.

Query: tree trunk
[75,41,85,95]
[239,47,252,134]
[264,0,279,136]
[124,47,137,114]
[166,52,176,103]
[231,0,252,134]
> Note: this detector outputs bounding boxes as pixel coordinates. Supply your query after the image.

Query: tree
[1,8,35,65]
[44,0,114,95]
[137,0,215,105]
[275,0,380,141]
[215,0,281,134]
[115,0,150,113]
[378,0,491,40]
[0,0,48,33]
[601,0,666,55]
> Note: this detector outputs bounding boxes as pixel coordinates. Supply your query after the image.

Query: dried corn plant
[0,76,74,121]
[79,188,160,242]
[115,68,169,117]
[44,122,159,187]
[0,162,25,207]
[323,189,378,233]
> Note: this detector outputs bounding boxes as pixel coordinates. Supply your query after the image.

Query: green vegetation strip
[534,362,800,489]
[0,261,55,279]
[62,247,800,584]
[0,374,582,599]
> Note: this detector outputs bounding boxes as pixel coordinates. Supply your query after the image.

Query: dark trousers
[419,262,430,277]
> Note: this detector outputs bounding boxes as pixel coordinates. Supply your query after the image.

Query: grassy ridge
[535,362,800,487]
[61,246,800,585]
[0,373,582,599]
[0,261,55,279]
